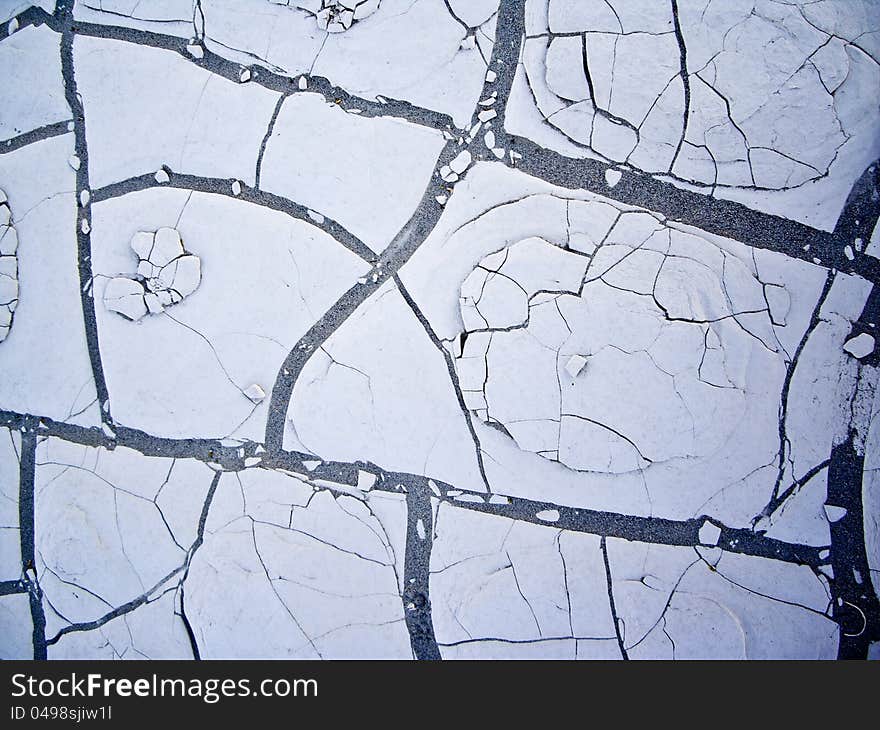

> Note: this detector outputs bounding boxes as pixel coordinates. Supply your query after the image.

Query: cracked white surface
[186,468,410,658]
[76,34,280,188]
[431,505,837,658]
[401,163,852,537]
[455,215,788,475]
[0,0,878,661]
[0,188,20,341]
[104,227,201,321]
[91,189,368,440]
[260,93,446,253]
[0,428,20,580]
[0,22,66,139]
[0,134,98,424]
[287,280,486,491]
[35,438,214,644]
[510,0,880,229]
[73,0,498,127]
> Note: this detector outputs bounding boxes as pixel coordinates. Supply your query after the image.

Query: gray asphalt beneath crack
[1,0,879,660]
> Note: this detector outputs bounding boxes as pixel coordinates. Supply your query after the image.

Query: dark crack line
[45,471,220,647]
[3,0,878,664]
[264,0,527,451]
[759,268,836,520]
[0,4,55,41]
[59,16,456,134]
[395,274,491,492]
[1,120,72,155]
[511,137,879,281]
[0,409,827,570]
[814,161,880,657]
[18,429,46,659]
[826,360,880,655]
[262,135,464,450]
[0,579,27,596]
[403,480,441,660]
[45,567,185,645]
[254,93,287,191]
[174,469,221,660]
[58,0,112,425]
[669,0,691,171]
[438,634,615,647]
[7,0,879,288]
[601,536,628,660]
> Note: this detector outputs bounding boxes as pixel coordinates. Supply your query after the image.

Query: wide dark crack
[1,0,877,660]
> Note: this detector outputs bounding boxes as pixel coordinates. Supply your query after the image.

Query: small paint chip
[698,520,722,546]
[564,354,588,378]
[449,150,472,175]
[357,470,377,491]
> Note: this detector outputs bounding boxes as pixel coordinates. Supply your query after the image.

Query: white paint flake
[843,333,875,359]
[449,150,472,176]
[357,470,377,491]
[564,354,587,378]
[186,42,204,60]
[698,521,722,546]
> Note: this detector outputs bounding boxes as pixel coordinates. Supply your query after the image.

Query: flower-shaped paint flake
[103,227,201,322]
